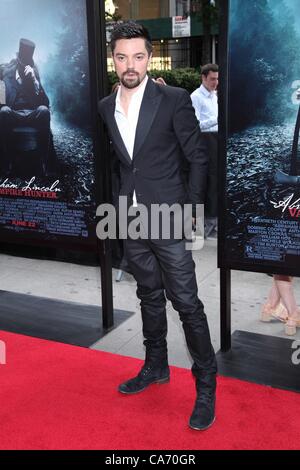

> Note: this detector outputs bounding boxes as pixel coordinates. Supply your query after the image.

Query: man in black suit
[98,21,217,431]
[0,38,50,173]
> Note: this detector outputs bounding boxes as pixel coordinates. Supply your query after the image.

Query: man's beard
[121,70,142,89]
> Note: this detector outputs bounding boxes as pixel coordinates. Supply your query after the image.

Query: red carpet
[0,330,300,450]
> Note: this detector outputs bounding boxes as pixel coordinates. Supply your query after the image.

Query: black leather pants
[124,237,217,378]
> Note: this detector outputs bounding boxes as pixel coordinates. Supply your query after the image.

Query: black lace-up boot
[189,374,216,431]
[118,362,170,394]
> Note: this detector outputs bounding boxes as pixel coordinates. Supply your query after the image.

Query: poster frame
[0,0,109,254]
[217,0,300,278]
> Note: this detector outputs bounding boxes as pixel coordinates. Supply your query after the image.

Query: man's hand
[24,65,40,94]
[24,65,36,80]
[152,77,167,86]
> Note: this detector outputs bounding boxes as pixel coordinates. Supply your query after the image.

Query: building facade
[106,0,219,71]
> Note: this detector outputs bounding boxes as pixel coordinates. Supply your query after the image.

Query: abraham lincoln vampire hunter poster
[222,0,300,274]
[0,0,99,245]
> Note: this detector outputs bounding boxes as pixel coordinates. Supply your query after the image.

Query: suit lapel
[133,79,162,160]
[103,79,162,165]
[105,94,132,167]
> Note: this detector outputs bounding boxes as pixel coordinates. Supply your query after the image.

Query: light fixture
[105,0,116,16]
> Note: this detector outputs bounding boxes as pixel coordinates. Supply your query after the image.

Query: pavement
[0,238,299,369]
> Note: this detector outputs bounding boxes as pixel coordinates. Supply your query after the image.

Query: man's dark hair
[110,21,153,56]
[201,64,219,77]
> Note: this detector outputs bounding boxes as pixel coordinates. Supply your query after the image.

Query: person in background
[261,275,300,336]
[191,64,218,239]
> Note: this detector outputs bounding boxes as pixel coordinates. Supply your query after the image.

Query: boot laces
[139,365,152,377]
[196,389,214,404]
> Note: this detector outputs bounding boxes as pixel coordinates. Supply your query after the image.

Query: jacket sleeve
[98,100,107,123]
[173,89,208,211]
[33,67,50,107]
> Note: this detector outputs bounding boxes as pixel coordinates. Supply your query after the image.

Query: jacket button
[133,167,138,174]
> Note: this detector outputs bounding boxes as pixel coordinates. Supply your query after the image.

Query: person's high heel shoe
[284,310,300,336]
[260,302,288,323]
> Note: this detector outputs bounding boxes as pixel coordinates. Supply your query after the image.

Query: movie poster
[222,0,300,273]
[0,0,99,246]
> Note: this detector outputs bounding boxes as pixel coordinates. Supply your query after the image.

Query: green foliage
[107,71,118,92]
[107,68,200,95]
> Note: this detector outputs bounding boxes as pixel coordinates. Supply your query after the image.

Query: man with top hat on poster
[0,38,50,174]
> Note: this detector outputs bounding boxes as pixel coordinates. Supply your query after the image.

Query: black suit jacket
[98,78,208,214]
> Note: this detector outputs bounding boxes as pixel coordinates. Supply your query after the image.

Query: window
[190,0,202,14]
[176,0,190,17]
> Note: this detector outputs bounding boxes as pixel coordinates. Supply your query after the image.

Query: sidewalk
[0,239,299,369]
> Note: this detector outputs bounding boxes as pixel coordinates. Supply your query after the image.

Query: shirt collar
[200,84,216,98]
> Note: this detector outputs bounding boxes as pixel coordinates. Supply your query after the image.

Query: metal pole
[98,239,114,330]
[212,35,216,63]
[220,268,231,351]
[218,0,231,351]
[88,0,114,330]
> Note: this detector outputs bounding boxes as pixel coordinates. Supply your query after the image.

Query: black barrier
[0,0,113,328]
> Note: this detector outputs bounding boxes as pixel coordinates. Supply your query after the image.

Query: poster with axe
[220,0,300,275]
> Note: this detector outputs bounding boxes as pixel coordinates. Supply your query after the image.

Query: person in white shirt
[191,64,219,239]
[191,64,218,132]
